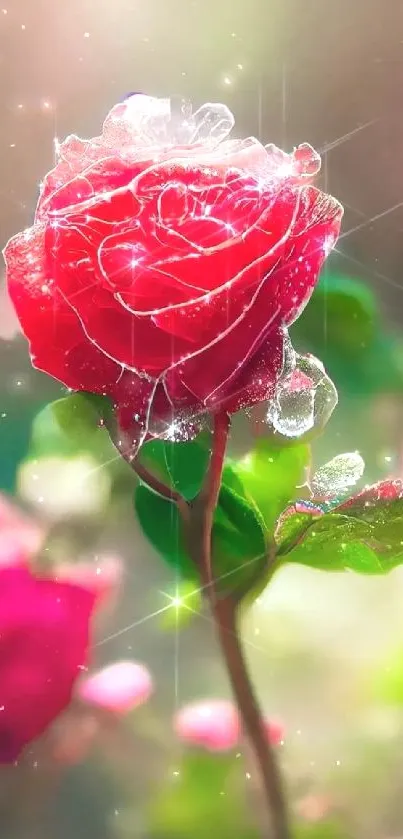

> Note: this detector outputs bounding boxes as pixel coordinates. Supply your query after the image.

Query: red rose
[4,96,342,447]
[0,564,95,762]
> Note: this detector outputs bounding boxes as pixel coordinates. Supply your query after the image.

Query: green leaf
[218,484,266,554]
[275,510,318,556]
[150,751,254,838]
[235,440,311,533]
[52,394,103,440]
[282,496,403,573]
[139,432,210,500]
[31,394,115,462]
[134,486,196,581]
[134,474,268,597]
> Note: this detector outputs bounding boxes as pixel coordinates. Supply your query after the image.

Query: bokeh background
[2,1,403,837]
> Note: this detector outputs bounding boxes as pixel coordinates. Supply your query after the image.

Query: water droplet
[266,342,337,439]
[267,379,315,437]
[311,452,365,498]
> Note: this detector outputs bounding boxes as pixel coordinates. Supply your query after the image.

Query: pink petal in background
[174,699,284,752]
[78,661,153,713]
[174,700,240,752]
[56,555,123,606]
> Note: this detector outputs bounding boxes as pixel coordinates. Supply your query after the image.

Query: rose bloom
[4,96,342,447]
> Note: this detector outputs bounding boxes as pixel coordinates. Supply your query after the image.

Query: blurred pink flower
[0,500,153,764]
[174,699,284,752]
[264,718,284,747]
[55,555,123,608]
[174,700,240,752]
[0,493,45,564]
[0,564,96,763]
[78,661,153,713]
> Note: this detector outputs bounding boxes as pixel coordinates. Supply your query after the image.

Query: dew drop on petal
[311,452,365,498]
[267,380,316,437]
[266,343,338,439]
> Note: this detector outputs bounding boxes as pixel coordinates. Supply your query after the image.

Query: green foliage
[134,433,268,596]
[275,511,318,556]
[370,646,403,705]
[292,273,403,397]
[139,433,211,500]
[134,475,267,595]
[134,486,197,581]
[293,820,351,839]
[234,439,311,533]
[31,394,114,462]
[149,751,257,838]
[292,273,377,357]
[278,492,403,574]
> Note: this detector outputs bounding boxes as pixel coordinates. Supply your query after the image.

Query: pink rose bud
[174,700,240,752]
[78,661,153,713]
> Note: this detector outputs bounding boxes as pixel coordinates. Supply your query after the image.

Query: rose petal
[5,96,342,439]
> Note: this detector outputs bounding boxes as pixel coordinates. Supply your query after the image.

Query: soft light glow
[17,454,111,520]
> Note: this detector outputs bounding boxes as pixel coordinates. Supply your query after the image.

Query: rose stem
[105,417,190,520]
[188,412,290,839]
[110,411,289,837]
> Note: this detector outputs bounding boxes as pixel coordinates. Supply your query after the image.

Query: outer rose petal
[0,566,95,762]
[4,225,158,442]
[78,661,153,713]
